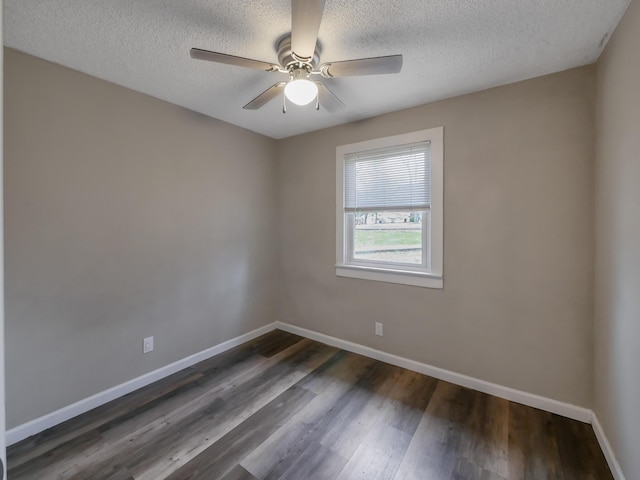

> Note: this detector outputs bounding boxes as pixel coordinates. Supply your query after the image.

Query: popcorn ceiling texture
[5,0,631,138]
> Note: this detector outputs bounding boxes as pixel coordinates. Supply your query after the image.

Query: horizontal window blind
[344,141,431,212]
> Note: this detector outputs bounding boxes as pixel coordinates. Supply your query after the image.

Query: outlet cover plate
[143,336,154,354]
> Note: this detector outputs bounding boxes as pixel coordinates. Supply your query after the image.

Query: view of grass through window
[353,211,424,265]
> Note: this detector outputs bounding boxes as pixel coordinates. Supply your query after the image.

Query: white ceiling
[4,0,631,139]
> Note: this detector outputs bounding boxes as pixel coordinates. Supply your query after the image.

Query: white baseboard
[277,322,626,479]
[8,320,623,480]
[276,321,593,423]
[0,401,6,480]
[6,323,276,446]
[591,413,626,480]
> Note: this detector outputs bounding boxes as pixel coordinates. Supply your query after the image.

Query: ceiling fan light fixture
[191,1,404,112]
[284,68,318,106]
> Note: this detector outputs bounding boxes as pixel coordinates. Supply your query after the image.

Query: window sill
[335,264,443,289]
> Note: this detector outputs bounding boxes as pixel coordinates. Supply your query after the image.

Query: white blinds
[344,141,431,212]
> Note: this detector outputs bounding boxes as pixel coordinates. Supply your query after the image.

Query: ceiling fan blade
[291,0,326,60]
[316,82,345,112]
[190,48,280,72]
[320,54,403,78]
[243,82,287,110]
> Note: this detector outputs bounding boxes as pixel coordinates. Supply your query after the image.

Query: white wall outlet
[143,336,154,354]
[375,322,383,336]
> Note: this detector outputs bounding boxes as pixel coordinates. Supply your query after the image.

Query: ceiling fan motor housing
[277,34,321,71]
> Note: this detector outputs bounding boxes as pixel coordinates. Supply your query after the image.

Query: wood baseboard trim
[276,321,593,423]
[591,413,627,480]
[5,323,277,446]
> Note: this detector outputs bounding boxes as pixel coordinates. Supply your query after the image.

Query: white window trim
[336,127,444,289]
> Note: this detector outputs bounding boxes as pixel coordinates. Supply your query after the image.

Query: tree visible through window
[353,211,425,265]
[336,128,443,288]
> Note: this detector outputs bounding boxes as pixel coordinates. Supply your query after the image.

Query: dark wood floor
[7,330,612,480]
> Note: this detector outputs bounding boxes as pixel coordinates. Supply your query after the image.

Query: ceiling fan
[190,0,403,112]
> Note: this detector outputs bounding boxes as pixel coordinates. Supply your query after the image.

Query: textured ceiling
[4,0,631,139]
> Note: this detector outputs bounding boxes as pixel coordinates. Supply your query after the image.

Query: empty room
[1,0,639,479]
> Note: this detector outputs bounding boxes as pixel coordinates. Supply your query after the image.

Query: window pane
[345,142,431,212]
[353,211,423,265]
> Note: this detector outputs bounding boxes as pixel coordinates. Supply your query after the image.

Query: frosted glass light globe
[284,78,318,106]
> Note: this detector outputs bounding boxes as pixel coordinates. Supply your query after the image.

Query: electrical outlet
[375,322,383,336]
[143,336,154,354]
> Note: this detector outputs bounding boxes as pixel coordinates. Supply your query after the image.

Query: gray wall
[4,49,278,428]
[277,66,596,407]
[595,0,640,477]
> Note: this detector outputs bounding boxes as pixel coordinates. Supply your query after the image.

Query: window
[336,127,443,288]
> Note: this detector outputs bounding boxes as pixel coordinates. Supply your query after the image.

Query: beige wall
[3,44,603,438]
[0,2,6,471]
[595,0,640,478]
[278,66,596,407]
[4,49,278,428]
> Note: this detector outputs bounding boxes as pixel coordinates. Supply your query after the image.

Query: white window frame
[336,127,444,289]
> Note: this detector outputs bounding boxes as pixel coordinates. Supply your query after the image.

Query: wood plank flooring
[7,330,613,480]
